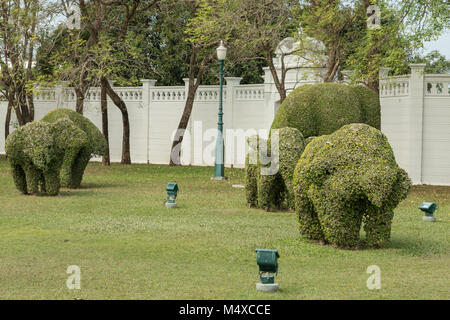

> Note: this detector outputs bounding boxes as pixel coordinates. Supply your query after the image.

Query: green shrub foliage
[5,119,87,195]
[293,124,411,248]
[257,171,284,210]
[41,109,107,188]
[245,135,261,207]
[304,136,316,147]
[271,83,380,138]
[276,127,306,209]
[245,128,305,211]
[350,85,381,129]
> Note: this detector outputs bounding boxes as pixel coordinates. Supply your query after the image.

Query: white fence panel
[380,65,450,185]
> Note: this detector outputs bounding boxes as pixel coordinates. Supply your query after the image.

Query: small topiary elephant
[41,109,107,188]
[245,127,306,211]
[5,119,88,195]
[293,124,411,248]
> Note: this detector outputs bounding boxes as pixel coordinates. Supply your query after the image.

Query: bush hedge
[350,85,381,129]
[275,127,306,209]
[41,109,107,188]
[271,83,380,138]
[293,123,411,248]
[304,136,316,147]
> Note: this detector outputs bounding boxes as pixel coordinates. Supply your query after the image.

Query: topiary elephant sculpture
[293,124,411,248]
[245,127,306,211]
[271,83,381,139]
[5,119,88,196]
[41,109,107,188]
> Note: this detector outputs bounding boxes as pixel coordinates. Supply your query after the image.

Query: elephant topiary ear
[50,118,88,152]
[359,163,398,208]
[385,168,412,208]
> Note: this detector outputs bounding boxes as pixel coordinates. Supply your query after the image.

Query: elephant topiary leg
[68,149,91,188]
[23,164,41,195]
[295,195,324,241]
[313,195,364,247]
[283,179,296,210]
[257,172,284,211]
[363,208,394,247]
[294,183,324,240]
[38,176,47,194]
[320,208,363,247]
[43,169,61,196]
[59,147,82,188]
[11,164,28,194]
[245,159,259,207]
[60,154,74,188]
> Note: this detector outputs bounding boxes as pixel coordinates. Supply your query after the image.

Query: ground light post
[212,41,227,180]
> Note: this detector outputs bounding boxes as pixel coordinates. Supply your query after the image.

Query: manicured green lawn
[0,155,448,300]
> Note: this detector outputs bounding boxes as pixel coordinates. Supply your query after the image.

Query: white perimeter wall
[380,64,450,186]
[1,63,449,185]
[0,78,274,168]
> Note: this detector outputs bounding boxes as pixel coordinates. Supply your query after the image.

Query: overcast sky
[423,30,450,59]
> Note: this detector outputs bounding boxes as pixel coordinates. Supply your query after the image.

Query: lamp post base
[165,202,177,209]
[256,283,279,292]
[211,176,228,181]
[422,216,436,222]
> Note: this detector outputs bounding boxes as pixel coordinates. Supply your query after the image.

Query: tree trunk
[75,88,84,114]
[101,81,110,166]
[168,46,210,167]
[26,90,34,121]
[8,90,33,127]
[265,49,287,103]
[101,77,131,165]
[366,18,380,94]
[5,100,12,140]
[324,47,340,82]
[13,95,26,127]
[367,79,379,93]
[17,83,33,124]
[169,86,197,166]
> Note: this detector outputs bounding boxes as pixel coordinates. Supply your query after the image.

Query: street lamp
[212,41,227,180]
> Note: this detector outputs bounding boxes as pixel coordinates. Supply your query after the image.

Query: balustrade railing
[425,75,450,96]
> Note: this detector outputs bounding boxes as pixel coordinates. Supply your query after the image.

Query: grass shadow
[57,190,98,197]
[388,236,446,256]
[76,182,125,189]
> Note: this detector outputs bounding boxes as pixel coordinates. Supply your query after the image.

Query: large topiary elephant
[293,124,411,248]
[271,83,381,138]
[5,119,88,196]
[41,109,107,188]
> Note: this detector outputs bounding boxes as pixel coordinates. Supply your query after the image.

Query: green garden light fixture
[255,249,280,292]
[212,40,227,180]
[165,182,178,208]
[419,202,437,222]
